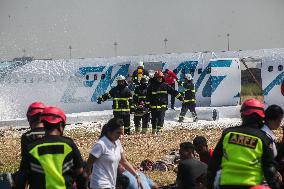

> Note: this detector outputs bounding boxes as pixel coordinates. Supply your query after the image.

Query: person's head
[40,106,66,136]
[116,174,130,189]
[100,117,124,141]
[193,136,208,155]
[264,105,284,130]
[179,142,195,160]
[154,70,164,83]
[240,98,265,128]
[26,102,46,128]
[116,75,126,87]
[185,74,193,81]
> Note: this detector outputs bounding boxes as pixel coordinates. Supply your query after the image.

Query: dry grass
[0,127,283,186]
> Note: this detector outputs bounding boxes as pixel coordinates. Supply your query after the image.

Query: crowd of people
[98,61,197,134]
[3,61,284,189]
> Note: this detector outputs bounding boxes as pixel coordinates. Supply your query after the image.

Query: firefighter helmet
[185,74,193,80]
[40,106,66,124]
[140,75,149,84]
[116,75,126,81]
[26,102,46,117]
[240,98,265,118]
[154,70,164,78]
[138,61,144,68]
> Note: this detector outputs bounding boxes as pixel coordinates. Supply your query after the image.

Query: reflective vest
[220,132,264,186]
[28,142,73,189]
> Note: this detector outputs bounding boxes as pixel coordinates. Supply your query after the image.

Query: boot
[135,126,141,134]
[141,128,148,134]
[178,116,184,122]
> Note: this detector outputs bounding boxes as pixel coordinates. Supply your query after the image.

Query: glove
[178,96,184,102]
[97,97,103,104]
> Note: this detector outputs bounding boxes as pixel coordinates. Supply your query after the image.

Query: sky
[0,0,284,61]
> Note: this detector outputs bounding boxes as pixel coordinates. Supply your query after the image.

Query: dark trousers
[170,84,175,109]
[151,110,166,132]
[113,112,131,134]
[134,113,150,130]
[179,103,197,120]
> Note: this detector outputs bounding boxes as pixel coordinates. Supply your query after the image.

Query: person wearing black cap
[193,136,213,165]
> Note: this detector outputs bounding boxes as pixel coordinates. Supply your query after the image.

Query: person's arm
[72,142,88,189]
[120,153,143,189]
[15,149,30,189]
[166,84,183,101]
[86,143,103,178]
[262,138,281,189]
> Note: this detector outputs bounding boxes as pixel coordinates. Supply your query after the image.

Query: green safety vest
[29,142,73,189]
[220,132,264,186]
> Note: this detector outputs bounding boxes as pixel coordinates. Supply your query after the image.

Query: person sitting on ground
[176,142,207,189]
[117,174,130,189]
[193,136,213,165]
[118,163,159,189]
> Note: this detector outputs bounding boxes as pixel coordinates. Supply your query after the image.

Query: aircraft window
[278,65,283,71]
[207,67,211,74]
[198,68,202,74]
[101,74,106,79]
[268,66,273,72]
[86,75,89,80]
[94,74,97,80]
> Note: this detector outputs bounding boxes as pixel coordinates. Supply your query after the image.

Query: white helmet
[185,74,193,80]
[116,75,126,81]
[148,70,155,78]
[140,75,149,84]
[138,61,144,68]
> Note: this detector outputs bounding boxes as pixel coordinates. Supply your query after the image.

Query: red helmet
[154,70,164,78]
[240,98,265,118]
[26,102,46,117]
[250,185,271,189]
[40,106,66,124]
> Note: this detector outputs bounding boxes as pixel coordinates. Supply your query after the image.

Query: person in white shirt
[86,118,143,189]
[261,105,284,157]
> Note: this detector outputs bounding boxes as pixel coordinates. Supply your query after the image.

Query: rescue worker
[146,70,183,134]
[97,75,133,135]
[164,69,178,109]
[21,102,46,156]
[208,99,280,189]
[177,74,198,122]
[133,75,150,134]
[16,107,87,189]
[132,61,149,86]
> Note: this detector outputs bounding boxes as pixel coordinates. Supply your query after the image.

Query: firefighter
[21,102,46,156]
[133,75,150,134]
[132,61,149,86]
[178,74,198,122]
[146,70,183,134]
[97,75,133,135]
[208,99,280,189]
[16,107,87,189]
